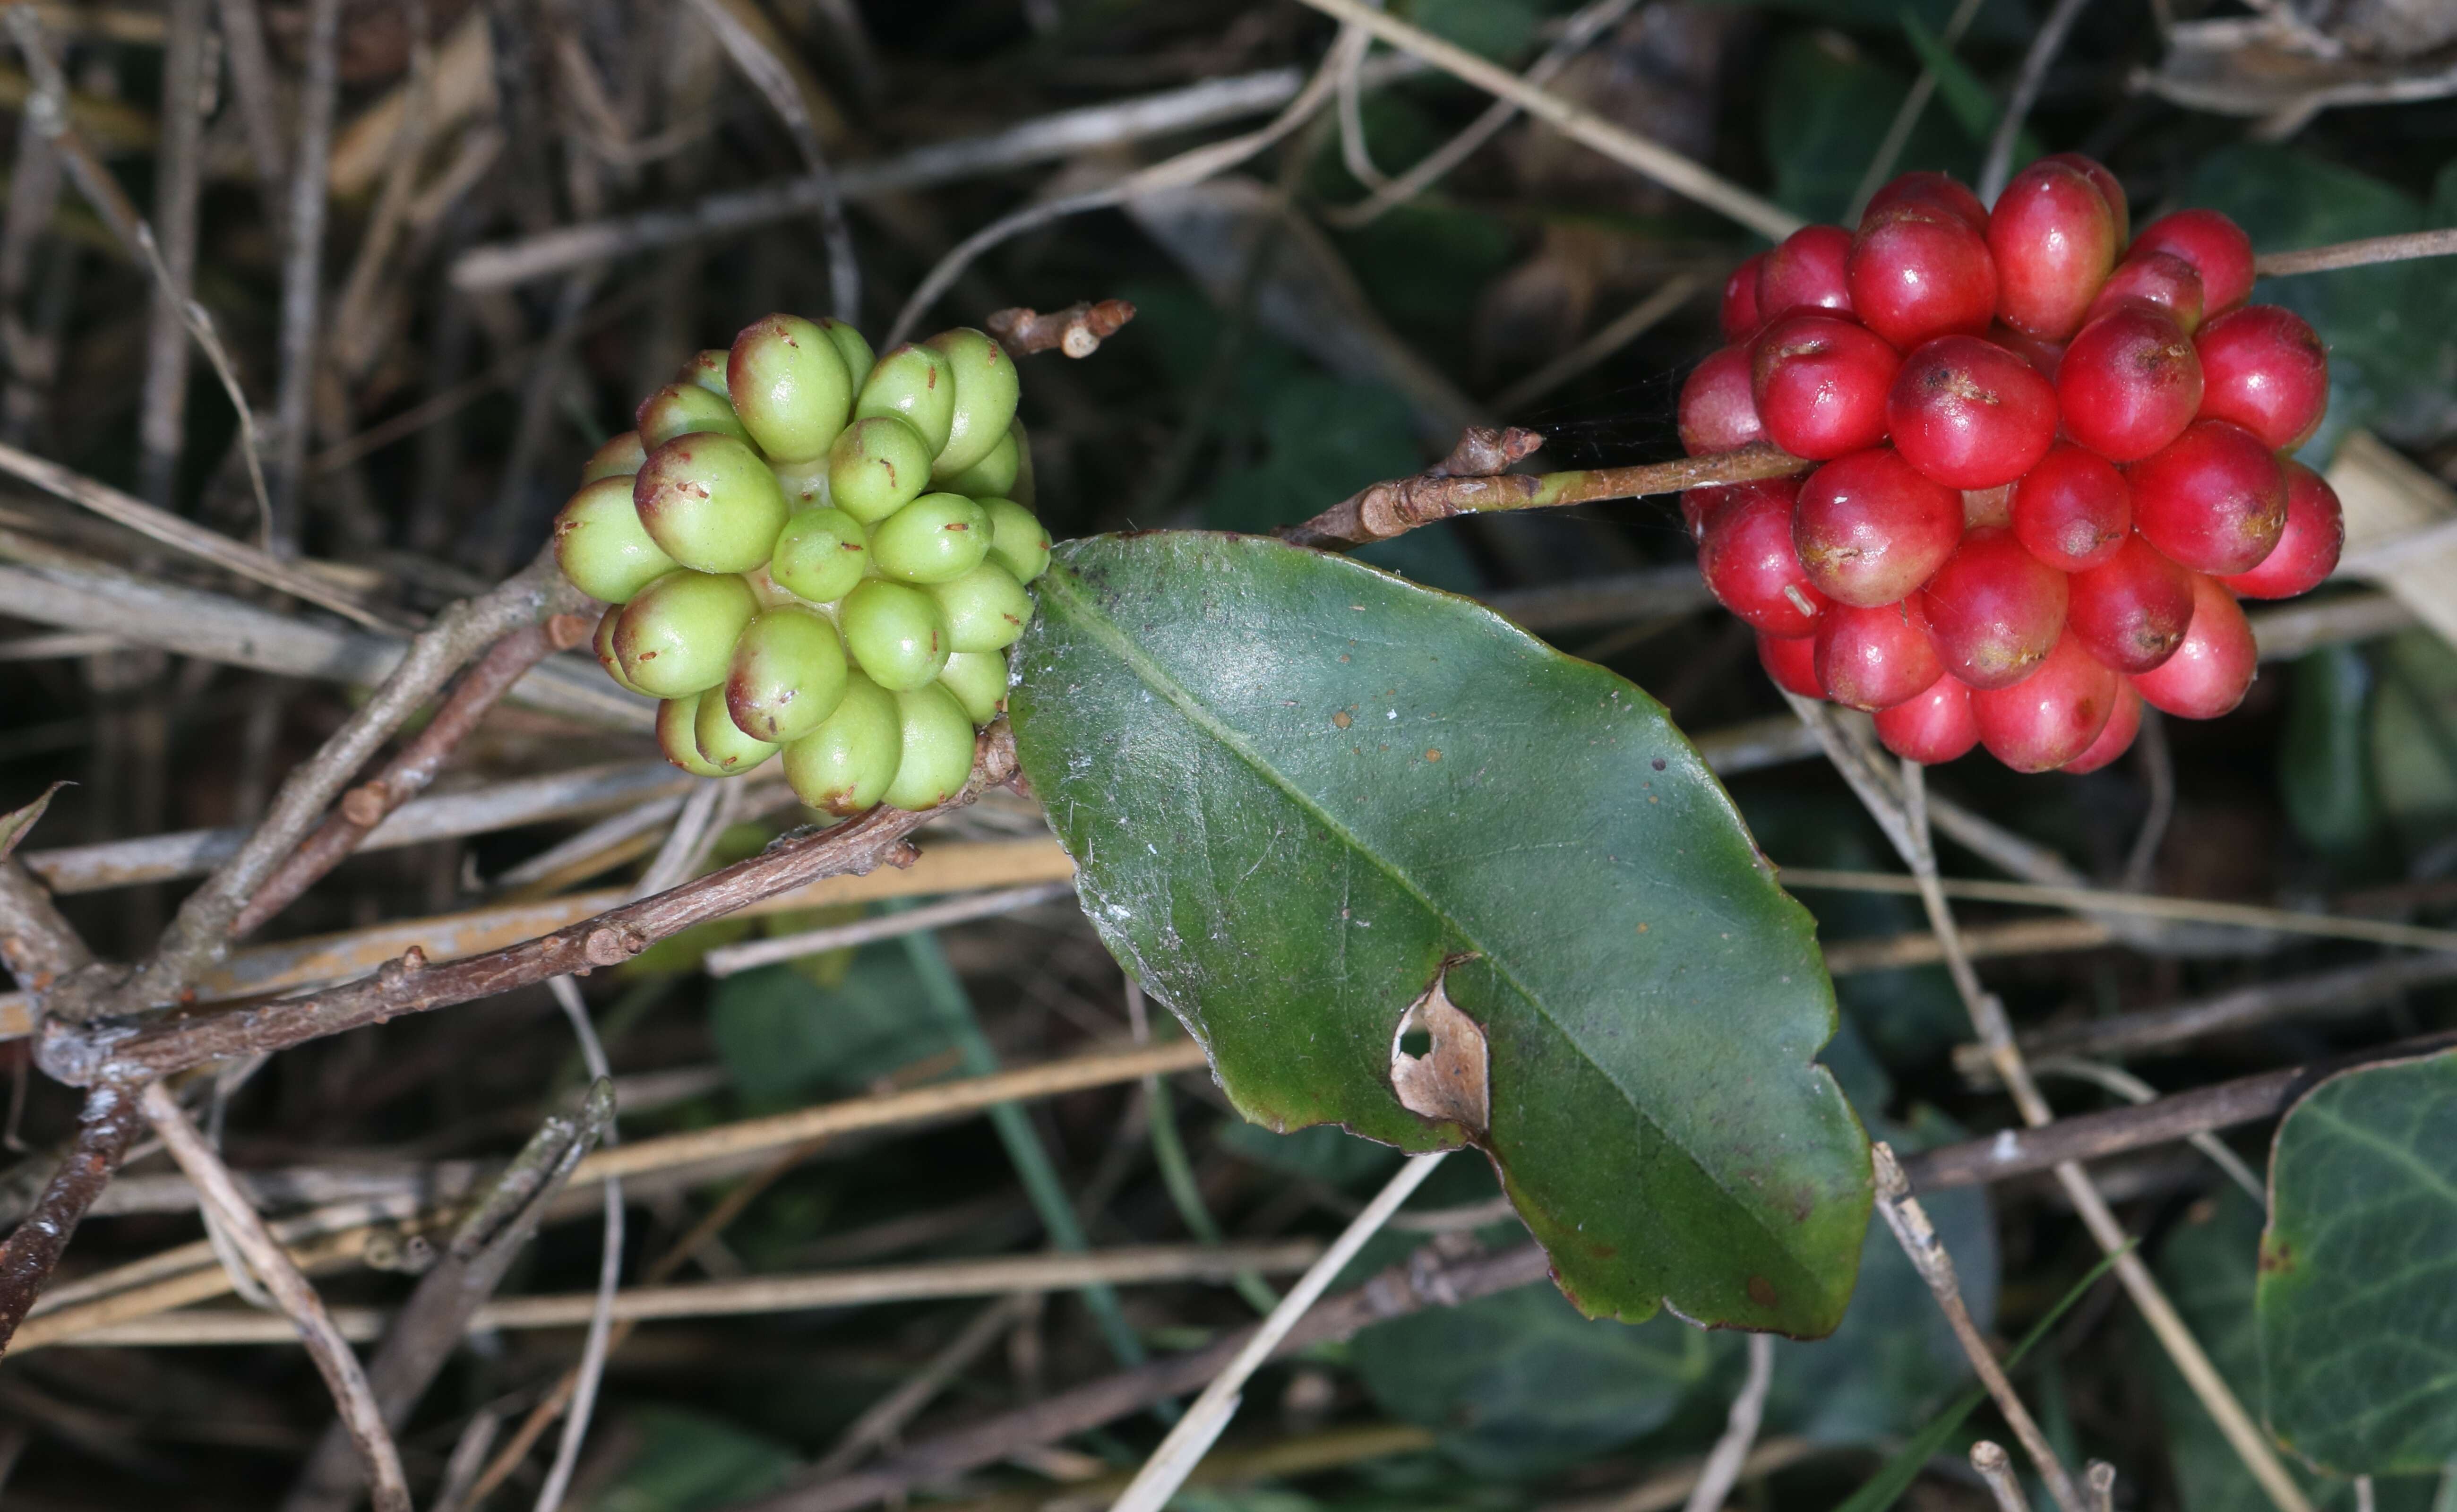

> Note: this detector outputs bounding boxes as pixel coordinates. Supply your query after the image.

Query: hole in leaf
[1399,1030,1433,1058]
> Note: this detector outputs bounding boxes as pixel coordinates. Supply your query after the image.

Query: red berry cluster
[1678,160,2343,773]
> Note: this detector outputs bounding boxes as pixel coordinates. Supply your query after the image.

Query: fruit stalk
[1280,435,1811,549]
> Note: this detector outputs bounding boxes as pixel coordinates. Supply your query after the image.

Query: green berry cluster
[553,315,1052,815]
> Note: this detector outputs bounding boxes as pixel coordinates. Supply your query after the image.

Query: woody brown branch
[984,300,1137,359]
[232,613,593,939]
[1278,437,1811,550]
[0,1082,141,1356]
[40,727,1018,1086]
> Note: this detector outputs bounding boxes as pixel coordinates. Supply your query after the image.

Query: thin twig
[536,982,619,1512]
[1323,0,1643,230]
[49,726,1017,1079]
[885,21,1376,345]
[2032,1057,2265,1204]
[703,880,1076,976]
[984,300,1138,359]
[2254,228,2457,276]
[1871,1143,2082,1512]
[1108,1151,1452,1512]
[1978,0,2094,201]
[279,1085,612,1512]
[134,0,206,507]
[1289,0,1801,241]
[1847,0,1991,223]
[267,0,344,549]
[1972,1441,2033,1512]
[232,614,594,937]
[209,0,288,216]
[0,1083,139,1354]
[1281,436,1806,549]
[808,1296,1033,1481]
[679,0,857,321]
[1679,1333,1775,1512]
[141,1080,411,1512]
[1491,274,1709,413]
[99,552,589,1019]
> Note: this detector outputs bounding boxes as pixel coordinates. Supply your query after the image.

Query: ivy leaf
[1009,533,1872,1335]
[2258,1048,2457,1475]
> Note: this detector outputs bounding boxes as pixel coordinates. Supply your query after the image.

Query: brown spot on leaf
[1425,748,1441,762]
[1391,955,1489,1135]
[1747,1275,1778,1308]
[2259,1238,2295,1276]
[1332,711,1351,729]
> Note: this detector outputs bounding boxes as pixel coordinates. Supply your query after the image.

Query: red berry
[1917,525,2068,689]
[1865,171,1990,233]
[1874,675,1980,763]
[2131,209,2257,315]
[2195,305,2329,451]
[1756,225,1855,321]
[2128,418,2287,576]
[1813,600,1944,710]
[1972,631,2119,772]
[1885,335,2059,489]
[2059,679,2143,774]
[1792,447,1965,607]
[1699,480,1830,637]
[1988,160,2119,341]
[1988,322,2067,383]
[2083,250,2206,334]
[1847,208,1998,351]
[1678,344,1766,455]
[2130,571,2256,719]
[1682,476,1790,542]
[2057,306,2204,463]
[2219,460,2343,599]
[1721,254,1768,342]
[2010,444,2131,571]
[2042,153,2128,245]
[2067,532,2195,672]
[1757,630,1823,698]
[1749,314,1899,460]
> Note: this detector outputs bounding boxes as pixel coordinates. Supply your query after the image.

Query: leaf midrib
[1040,555,1826,1292]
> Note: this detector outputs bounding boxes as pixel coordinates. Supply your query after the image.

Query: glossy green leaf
[1009,532,1872,1334]
[2281,646,2382,860]
[2259,1049,2457,1475]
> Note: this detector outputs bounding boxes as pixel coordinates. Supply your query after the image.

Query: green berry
[936,423,1018,498]
[769,507,870,603]
[883,682,976,811]
[636,381,752,449]
[980,497,1051,584]
[771,455,830,510]
[581,430,648,482]
[634,433,790,575]
[937,650,1008,726]
[725,603,848,743]
[827,414,933,524]
[783,670,901,816]
[924,327,1021,480]
[694,687,778,774]
[819,317,875,392]
[870,492,989,584]
[853,343,954,455]
[593,604,655,697]
[1006,418,1037,508]
[554,475,677,603]
[926,560,1033,652]
[657,693,731,777]
[676,349,731,395]
[729,313,853,463]
[614,569,758,697]
[841,578,949,691]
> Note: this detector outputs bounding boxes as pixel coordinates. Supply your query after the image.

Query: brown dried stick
[48,728,1017,1083]
[1279,438,1808,550]
[232,614,594,938]
[142,1081,410,1512]
[986,300,1138,359]
[0,1083,140,1355]
[2256,229,2457,277]
[106,551,589,1019]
